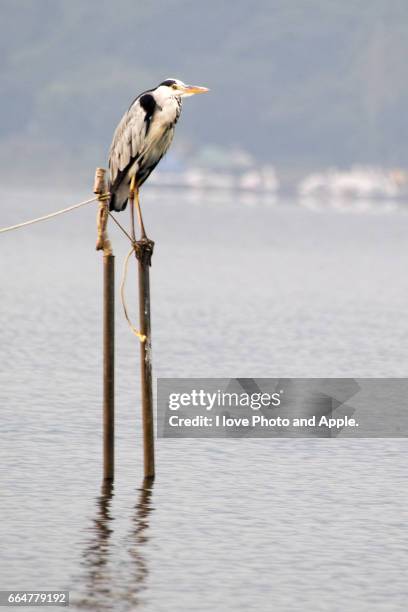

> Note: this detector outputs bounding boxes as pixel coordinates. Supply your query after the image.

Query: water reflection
[125,478,154,608]
[76,478,154,610]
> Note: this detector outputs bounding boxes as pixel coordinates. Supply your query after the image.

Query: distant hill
[1,0,408,184]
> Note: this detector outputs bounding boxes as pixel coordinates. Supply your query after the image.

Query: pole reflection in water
[125,477,154,607]
[75,478,154,610]
[76,479,115,610]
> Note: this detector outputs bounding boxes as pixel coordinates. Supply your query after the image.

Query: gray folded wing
[108,99,145,191]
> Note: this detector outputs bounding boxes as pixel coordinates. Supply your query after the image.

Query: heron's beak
[182,85,209,95]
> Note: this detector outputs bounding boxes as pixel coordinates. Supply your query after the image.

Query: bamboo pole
[94,168,115,481]
[102,254,115,480]
[136,241,155,478]
[128,185,155,479]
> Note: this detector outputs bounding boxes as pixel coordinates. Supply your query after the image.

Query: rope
[107,210,133,242]
[0,187,146,343]
[120,246,146,343]
[0,195,104,234]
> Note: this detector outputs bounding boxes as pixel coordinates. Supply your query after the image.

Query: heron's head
[158,78,209,99]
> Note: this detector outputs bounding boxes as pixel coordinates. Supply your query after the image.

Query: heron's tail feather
[109,191,117,211]
[109,190,128,212]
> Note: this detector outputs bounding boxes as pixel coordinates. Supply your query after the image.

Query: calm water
[1,191,407,611]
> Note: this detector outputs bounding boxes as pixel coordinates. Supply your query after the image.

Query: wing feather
[108,100,145,190]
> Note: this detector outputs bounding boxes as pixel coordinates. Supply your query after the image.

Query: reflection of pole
[127,477,154,606]
[76,479,114,609]
[76,478,153,610]
[95,479,114,542]
[94,168,114,481]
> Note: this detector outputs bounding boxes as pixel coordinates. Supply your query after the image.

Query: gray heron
[108,78,209,240]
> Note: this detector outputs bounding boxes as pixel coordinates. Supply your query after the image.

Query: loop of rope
[0,195,109,234]
[120,246,146,343]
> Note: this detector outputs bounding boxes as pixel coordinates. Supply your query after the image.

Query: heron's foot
[134,237,155,266]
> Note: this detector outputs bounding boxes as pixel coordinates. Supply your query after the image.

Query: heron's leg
[129,175,137,242]
[134,188,148,240]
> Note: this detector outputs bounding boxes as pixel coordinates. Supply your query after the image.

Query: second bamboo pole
[136,242,155,478]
